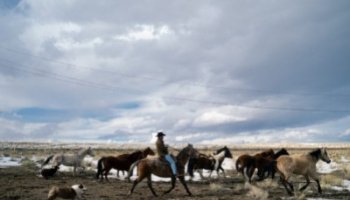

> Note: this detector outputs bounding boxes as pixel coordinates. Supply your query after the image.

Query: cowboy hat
[156,132,166,137]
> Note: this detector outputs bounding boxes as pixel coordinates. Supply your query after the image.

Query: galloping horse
[96,147,154,181]
[236,148,289,182]
[128,144,198,196]
[42,147,94,176]
[213,146,233,177]
[277,148,331,196]
[187,146,232,179]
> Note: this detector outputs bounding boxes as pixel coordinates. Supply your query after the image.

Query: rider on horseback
[156,132,177,178]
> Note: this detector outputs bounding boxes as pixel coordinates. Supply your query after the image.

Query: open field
[0,142,350,200]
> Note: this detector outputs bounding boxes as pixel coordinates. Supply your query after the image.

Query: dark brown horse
[236,148,289,182]
[128,144,198,197]
[187,146,232,179]
[96,147,155,181]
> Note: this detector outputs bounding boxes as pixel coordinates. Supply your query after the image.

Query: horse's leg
[179,176,192,196]
[220,167,226,178]
[73,165,76,176]
[117,170,120,177]
[199,169,205,179]
[315,179,322,194]
[216,168,220,178]
[246,166,254,183]
[280,173,293,196]
[104,168,111,182]
[128,173,146,196]
[163,175,176,194]
[147,175,158,197]
[299,175,310,191]
[309,172,322,194]
[208,169,213,179]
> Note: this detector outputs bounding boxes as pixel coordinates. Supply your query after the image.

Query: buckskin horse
[277,148,331,196]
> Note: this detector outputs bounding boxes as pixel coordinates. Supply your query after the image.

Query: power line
[1,59,350,113]
[1,46,349,98]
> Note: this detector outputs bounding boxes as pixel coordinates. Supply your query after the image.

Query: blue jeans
[165,154,176,176]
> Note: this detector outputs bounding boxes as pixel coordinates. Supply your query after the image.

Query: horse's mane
[128,150,143,159]
[213,151,225,160]
[78,147,91,155]
[273,148,289,159]
[216,146,232,158]
[309,148,321,159]
[176,144,194,160]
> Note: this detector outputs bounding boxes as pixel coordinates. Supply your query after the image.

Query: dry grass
[245,183,269,200]
[321,174,344,188]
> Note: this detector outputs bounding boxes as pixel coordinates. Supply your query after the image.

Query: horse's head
[320,148,331,164]
[143,147,155,157]
[216,146,232,158]
[86,147,95,157]
[181,144,199,158]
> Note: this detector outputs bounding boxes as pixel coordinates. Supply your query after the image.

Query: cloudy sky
[0,0,350,144]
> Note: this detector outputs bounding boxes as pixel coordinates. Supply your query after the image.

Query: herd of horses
[41,145,331,197]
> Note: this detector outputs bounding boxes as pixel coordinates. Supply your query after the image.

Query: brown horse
[236,148,289,182]
[128,144,198,197]
[187,153,215,179]
[187,146,233,179]
[277,148,331,196]
[96,147,155,181]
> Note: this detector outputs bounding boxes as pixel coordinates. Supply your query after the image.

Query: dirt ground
[1,147,350,200]
[0,166,349,200]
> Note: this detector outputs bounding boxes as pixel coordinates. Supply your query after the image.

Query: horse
[42,147,94,176]
[96,147,154,181]
[213,146,233,177]
[276,148,331,196]
[187,153,215,179]
[128,144,199,197]
[236,148,289,182]
[187,146,232,179]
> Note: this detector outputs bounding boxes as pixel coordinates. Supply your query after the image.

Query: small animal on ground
[47,184,87,200]
[41,165,59,179]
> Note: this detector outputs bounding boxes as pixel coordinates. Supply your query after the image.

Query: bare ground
[0,166,349,200]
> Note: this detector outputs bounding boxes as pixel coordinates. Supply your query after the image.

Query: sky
[0,0,350,144]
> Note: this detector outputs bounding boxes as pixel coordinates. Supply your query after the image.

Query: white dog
[48,184,87,200]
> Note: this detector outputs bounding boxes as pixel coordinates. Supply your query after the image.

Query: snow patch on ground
[0,156,22,168]
[316,161,338,174]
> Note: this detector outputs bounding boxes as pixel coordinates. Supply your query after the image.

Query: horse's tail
[235,159,243,174]
[42,155,54,168]
[127,160,141,182]
[187,157,196,177]
[96,157,104,179]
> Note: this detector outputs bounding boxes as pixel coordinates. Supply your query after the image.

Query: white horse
[42,147,94,176]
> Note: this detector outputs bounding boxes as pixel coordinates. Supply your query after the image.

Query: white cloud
[114,24,173,41]
[20,22,82,52]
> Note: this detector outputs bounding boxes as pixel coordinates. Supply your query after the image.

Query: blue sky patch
[114,101,141,110]
[0,0,20,10]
